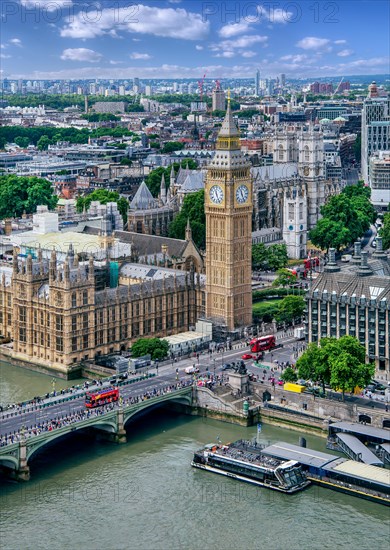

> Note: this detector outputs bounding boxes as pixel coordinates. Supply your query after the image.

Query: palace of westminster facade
[0,108,341,377]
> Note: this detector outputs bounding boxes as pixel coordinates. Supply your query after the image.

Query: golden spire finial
[227,88,231,105]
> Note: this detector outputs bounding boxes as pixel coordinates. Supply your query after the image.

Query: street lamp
[52,378,56,396]
[213,358,216,379]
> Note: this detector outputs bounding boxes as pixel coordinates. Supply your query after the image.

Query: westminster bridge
[0,375,196,481]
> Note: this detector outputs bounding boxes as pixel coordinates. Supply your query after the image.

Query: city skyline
[0,0,389,80]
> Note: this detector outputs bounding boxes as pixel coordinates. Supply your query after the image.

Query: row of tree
[309,183,377,252]
[284,336,375,401]
[0,125,139,150]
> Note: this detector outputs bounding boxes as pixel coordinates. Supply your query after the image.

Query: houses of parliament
[0,104,254,376]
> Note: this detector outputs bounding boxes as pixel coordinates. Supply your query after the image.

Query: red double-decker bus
[85,386,119,408]
[250,335,276,353]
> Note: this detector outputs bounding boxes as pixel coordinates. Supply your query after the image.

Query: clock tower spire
[205,100,253,332]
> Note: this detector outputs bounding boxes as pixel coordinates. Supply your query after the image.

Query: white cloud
[9,38,22,47]
[0,44,5,49]
[337,49,354,57]
[258,5,294,24]
[241,51,257,58]
[130,52,152,60]
[296,37,331,50]
[109,60,123,65]
[195,45,203,51]
[132,38,141,42]
[60,48,102,62]
[0,54,11,59]
[20,0,73,11]
[61,4,209,40]
[281,54,309,64]
[219,21,252,38]
[211,34,267,58]
[334,40,347,45]
[168,0,182,3]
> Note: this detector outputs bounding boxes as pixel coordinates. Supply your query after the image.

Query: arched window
[71,292,77,308]
[304,146,310,162]
[278,145,284,161]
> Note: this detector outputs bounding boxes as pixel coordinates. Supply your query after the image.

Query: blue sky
[1,0,389,79]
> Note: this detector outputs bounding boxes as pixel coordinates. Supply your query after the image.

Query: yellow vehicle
[283,383,306,393]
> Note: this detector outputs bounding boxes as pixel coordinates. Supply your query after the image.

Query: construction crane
[332,76,344,98]
[198,71,207,101]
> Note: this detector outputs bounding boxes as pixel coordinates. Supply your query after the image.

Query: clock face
[303,166,310,176]
[209,185,224,204]
[236,185,249,204]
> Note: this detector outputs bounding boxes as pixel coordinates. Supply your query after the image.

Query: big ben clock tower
[205,96,253,331]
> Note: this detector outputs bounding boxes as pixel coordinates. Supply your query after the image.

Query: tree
[252,243,287,270]
[14,136,30,148]
[130,338,169,361]
[120,158,133,166]
[168,190,205,249]
[379,212,390,250]
[277,295,305,324]
[309,218,350,252]
[272,268,297,288]
[161,141,184,154]
[37,135,51,151]
[296,342,331,394]
[281,367,298,383]
[297,336,374,400]
[0,175,58,219]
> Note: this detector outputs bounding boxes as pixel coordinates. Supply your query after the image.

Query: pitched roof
[114,231,188,258]
[130,181,158,210]
[218,102,240,137]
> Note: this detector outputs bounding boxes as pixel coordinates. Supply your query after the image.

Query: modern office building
[305,245,390,380]
[369,150,390,209]
[212,87,225,112]
[255,70,260,96]
[361,83,390,184]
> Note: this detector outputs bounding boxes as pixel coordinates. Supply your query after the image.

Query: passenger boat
[191,439,311,494]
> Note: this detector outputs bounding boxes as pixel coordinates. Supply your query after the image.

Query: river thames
[1,361,389,550]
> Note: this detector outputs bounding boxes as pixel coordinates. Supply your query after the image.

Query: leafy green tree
[379,212,390,250]
[14,136,30,148]
[37,135,51,151]
[131,337,169,361]
[252,243,288,271]
[120,158,133,166]
[272,268,297,288]
[296,342,331,394]
[277,295,305,324]
[162,141,185,154]
[297,336,373,399]
[0,175,58,219]
[281,367,298,383]
[309,218,350,252]
[168,190,205,249]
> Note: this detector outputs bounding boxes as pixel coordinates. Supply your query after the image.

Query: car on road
[185,365,199,374]
[242,354,253,360]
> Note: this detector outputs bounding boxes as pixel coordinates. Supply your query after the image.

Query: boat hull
[191,461,311,494]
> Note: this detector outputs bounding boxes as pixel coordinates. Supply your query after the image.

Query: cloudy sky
[1,0,389,79]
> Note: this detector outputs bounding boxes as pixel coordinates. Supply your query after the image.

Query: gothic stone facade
[0,252,204,376]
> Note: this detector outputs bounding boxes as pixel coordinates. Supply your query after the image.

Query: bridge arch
[358,414,371,424]
[26,419,118,463]
[123,393,192,426]
[0,455,19,471]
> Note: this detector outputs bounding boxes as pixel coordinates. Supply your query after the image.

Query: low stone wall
[252,382,390,430]
[0,348,81,380]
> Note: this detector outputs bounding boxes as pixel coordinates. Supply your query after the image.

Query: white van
[185,365,199,374]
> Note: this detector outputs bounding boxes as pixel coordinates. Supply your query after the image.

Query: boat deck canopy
[335,433,384,466]
[261,442,338,469]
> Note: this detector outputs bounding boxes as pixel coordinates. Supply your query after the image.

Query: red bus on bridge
[250,335,276,353]
[85,386,119,408]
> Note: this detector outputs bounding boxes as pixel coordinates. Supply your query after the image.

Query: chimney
[373,236,387,260]
[351,241,362,265]
[4,219,12,236]
[357,251,372,277]
[324,248,340,273]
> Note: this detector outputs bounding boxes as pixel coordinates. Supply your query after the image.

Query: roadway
[1,332,388,439]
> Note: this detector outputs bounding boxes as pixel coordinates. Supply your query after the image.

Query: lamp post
[213,358,216,379]
[51,378,56,396]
